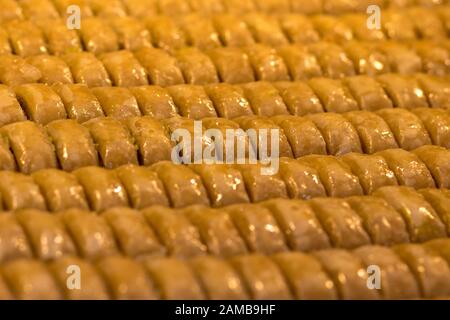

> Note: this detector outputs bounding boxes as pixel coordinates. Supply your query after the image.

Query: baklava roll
[382,10,416,40]
[115,165,170,208]
[343,111,398,153]
[273,252,338,299]
[376,109,431,150]
[60,209,119,259]
[102,208,165,257]
[190,164,250,207]
[183,206,247,257]
[108,17,152,51]
[307,78,359,113]
[73,167,129,211]
[36,19,82,56]
[313,250,379,299]
[49,256,109,300]
[273,82,323,115]
[413,146,450,188]
[91,87,141,119]
[212,14,255,47]
[167,85,217,119]
[151,161,210,208]
[419,189,450,235]
[14,84,66,125]
[142,206,207,258]
[0,85,26,126]
[31,169,89,211]
[394,243,450,298]
[240,82,289,116]
[145,16,186,53]
[125,116,172,166]
[243,13,288,46]
[204,83,253,118]
[129,86,178,119]
[178,15,221,50]
[175,48,219,85]
[189,256,248,299]
[343,76,394,111]
[0,54,41,86]
[142,258,204,299]
[263,198,331,251]
[83,117,138,169]
[298,155,364,197]
[0,0,23,22]
[207,48,255,84]
[2,121,57,174]
[244,45,290,81]
[78,18,119,54]
[411,108,450,148]
[340,153,398,194]
[87,0,127,17]
[408,8,446,39]
[310,15,354,43]
[377,74,428,108]
[62,52,112,87]
[353,246,420,299]
[0,172,46,210]
[0,214,32,262]
[0,132,16,171]
[26,55,73,85]
[272,116,326,157]
[134,48,184,87]
[341,14,386,41]
[51,83,104,123]
[4,20,47,57]
[376,149,435,189]
[16,209,76,260]
[308,42,356,78]
[230,254,292,299]
[305,113,362,155]
[277,45,322,80]
[96,256,157,300]
[376,42,422,74]
[1,259,62,299]
[99,51,148,87]
[278,158,327,199]
[46,119,98,171]
[278,14,320,44]
[374,186,446,242]
[410,41,449,76]
[347,196,409,246]
[415,74,450,109]
[188,0,225,13]
[343,42,391,76]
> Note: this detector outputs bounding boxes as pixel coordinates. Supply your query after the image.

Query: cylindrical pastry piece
[340,153,398,194]
[343,76,394,111]
[78,18,119,54]
[273,252,337,299]
[167,85,217,119]
[376,74,428,108]
[407,8,446,39]
[241,82,289,116]
[4,20,48,57]
[244,45,290,82]
[145,16,186,53]
[299,156,364,197]
[230,254,292,299]
[14,84,67,125]
[129,86,178,119]
[59,209,118,259]
[102,207,165,257]
[273,82,323,116]
[278,45,322,81]
[413,146,450,188]
[143,206,207,258]
[115,165,170,209]
[243,13,288,46]
[225,204,288,254]
[382,11,416,41]
[373,186,446,243]
[376,149,435,189]
[341,14,386,41]
[26,55,73,85]
[416,74,450,109]
[0,131,16,171]
[353,245,420,299]
[16,209,76,260]
[0,171,45,210]
[343,42,391,76]
[307,78,359,113]
[0,0,23,23]
[376,109,432,150]
[46,119,99,171]
[0,54,41,86]
[204,83,253,119]
[73,167,129,211]
[62,52,112,87]
[31,169,89,211]
[311,15,354,43]
[212,14,255,47]
[178,15,221,50]
[0,85,26,126]
[36,19,82,55]
[307,42,356,78]
[108,17,152,51]
[175,47,219,85]
[0,214,32,262]
[1,259,61,299]
[207,48,255,84]
[419,189,450,235]
[83,118,138,169]
[96,256,158,299]
[91,87,141,120]
[411,108,450,149]
[263,198,331,251]
[278,15,320,44]
[51,84,104,123]
[183,206,247,257]
[142,258,204,299]
[313,249,380,299]
[190,256,248,299]
[347,196,410,246]
[2,121,57,174]
[99,51,148,87]
[188,0,224,14]
[88,0,127,17]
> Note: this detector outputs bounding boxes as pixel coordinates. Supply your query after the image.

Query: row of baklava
[0,145,447,212]
[2,237,450,300]
[0,0,444,22]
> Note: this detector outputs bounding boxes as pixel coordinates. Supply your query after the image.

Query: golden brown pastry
[188,0,225,14]
[212,14,255,47]
[0,85,26,126]
[278,45,322,81]
[31,169,89,211]
[73,167,129,211]
[244,44,290,81]
[411,108,450,148]
[244,13,288,46]
[0,131,17,171]
[341,14,386,41]
[241,82,289,116]
[308,78,360,113]
[410,41,449,76]
[378,42,422,74]
[175,47,219,85]
[311,15,354,43]
[62,52,112,87]
[204,83,253,119]
[145,16,186,53]
[88,0,127,17]
[415,74,450,109]
[343,42,391,76]
[377,74,428,108]
[178,14,221,50]
[343,76,394,111]
[278,14,320,44]
[207,47,255,84]
[419,189,450,235]
[35,18,82,55]
[4,20,47,57]
[0,0,23,23]
[382,10,416,41]
[79,18,119,54]
[0,171,45,210]
[413,146,450,188]
[0,27,11,54]
[108,17,152,51]
[99,51,148,87]
[167,85,217,119]
[272,82,324,115]
[0,214,32,262]
[26,55,73,85]
[0,54,41,86]
[91,87,141,119]
[407,8,446,39]
[308,42,356,78]
[129,86,179,119]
